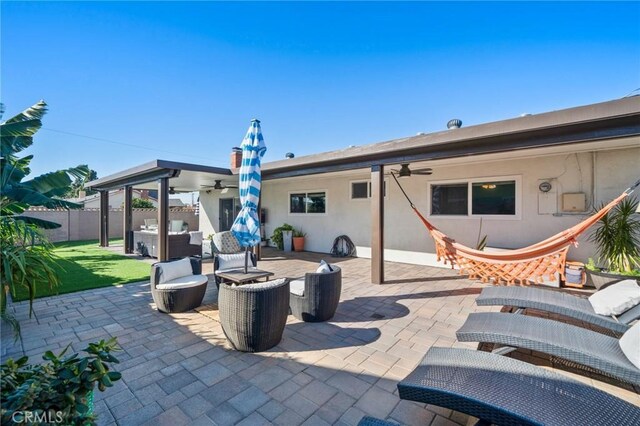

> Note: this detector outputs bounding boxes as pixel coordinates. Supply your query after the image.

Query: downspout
[592,152,597,208]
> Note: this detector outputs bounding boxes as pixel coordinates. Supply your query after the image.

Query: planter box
[585,269,627,289]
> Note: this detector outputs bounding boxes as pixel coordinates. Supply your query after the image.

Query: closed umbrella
[231,119,267,273]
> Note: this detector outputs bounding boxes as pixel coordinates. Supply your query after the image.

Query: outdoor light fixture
[481,184,497,190]
[398,164,412,178]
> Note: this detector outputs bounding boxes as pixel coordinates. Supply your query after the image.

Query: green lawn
[12,239,151,301]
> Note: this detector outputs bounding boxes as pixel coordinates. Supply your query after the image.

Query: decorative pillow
[218,253,250,270]
[159,257,193,283]
[619,321,640,370]
[316,260,334,273]
[588,279,640,316]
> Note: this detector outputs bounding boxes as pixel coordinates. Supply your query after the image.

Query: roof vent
[416,132,426,136]
[447,119,462,129]
[285,152,295,159]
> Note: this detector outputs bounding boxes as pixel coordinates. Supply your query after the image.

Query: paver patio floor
[2,248,638,425]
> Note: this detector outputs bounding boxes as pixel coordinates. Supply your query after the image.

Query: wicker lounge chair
[456,312,640,385]
[150,257,208,313]
[398,347,640,426]
[212,231,258,288]
[476,286,640,334]
[289,266,342,322]
[218,278,290,352]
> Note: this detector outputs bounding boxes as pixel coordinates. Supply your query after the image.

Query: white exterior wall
[199,147,640,266]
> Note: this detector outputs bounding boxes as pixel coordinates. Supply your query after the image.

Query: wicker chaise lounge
[289,266,342,322]
[398,347,640,426]
[218,278,290,352]
[476,286,640,334]
[456,312,640,385]
[150,257,208,313]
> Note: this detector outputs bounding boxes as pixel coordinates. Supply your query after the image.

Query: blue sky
[3,1,639,180]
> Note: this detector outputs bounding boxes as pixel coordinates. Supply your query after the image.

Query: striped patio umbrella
[231,119,267,272]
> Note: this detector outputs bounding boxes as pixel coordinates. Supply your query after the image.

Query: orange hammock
[392,174,638,285]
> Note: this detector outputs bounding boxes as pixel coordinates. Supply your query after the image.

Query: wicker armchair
[212,231,258,289]
[289,266,341,322]
[218,278,290,352]
[150,257,208,313]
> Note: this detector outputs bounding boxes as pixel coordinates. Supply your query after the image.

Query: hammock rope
[391,173,639,285]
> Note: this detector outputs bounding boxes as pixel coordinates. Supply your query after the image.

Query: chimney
[230,147,242,169]
[447,119,462,129]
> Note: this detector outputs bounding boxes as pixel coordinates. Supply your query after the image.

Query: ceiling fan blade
[412,168,433,175]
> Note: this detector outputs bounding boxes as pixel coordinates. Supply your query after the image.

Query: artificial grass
[11,239,151,301]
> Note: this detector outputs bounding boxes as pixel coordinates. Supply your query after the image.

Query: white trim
[427,175,522,220]
[288,190,328,216]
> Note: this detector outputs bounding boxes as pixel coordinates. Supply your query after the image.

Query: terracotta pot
[585,269,630,289]
[292,237,305,252]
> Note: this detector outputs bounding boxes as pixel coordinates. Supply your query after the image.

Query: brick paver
[2,248,638,425]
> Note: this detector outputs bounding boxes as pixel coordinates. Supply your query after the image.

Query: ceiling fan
[201,180,239,191]
[389,163,433,177]
[169,186,191,195]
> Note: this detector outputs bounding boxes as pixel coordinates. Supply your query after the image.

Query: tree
[67,169,99,198]
[131,198,155,209]
[1,101,89,333]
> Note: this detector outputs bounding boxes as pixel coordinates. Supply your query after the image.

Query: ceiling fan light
[398,164,412,178]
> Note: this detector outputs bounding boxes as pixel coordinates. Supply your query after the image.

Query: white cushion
[316,260,333,274]
[234,278,288,290]
[619,322,640,370]
[170,220,184,232]
[218,253,250,270]
[159,258,193,283]
[290,278,305,296]
[588,279,640,316]
[156,274,208,290]
[215,266,260,275]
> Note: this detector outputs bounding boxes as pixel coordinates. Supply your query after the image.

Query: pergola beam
[371,165,384,284]
[123,186,133,254]
[99,190,109,247]
[157,178,170,261]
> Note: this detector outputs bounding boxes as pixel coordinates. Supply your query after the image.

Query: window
[472,181,516,215]
[350,180,387,200]
[431,183,468,215]
[430,177,519,218]
[351,182,369,199]
[289,191,326,214]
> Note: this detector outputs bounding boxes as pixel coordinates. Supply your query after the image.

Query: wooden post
[371,165,384,284]
[123,186,133,253]
[99,190,109,247]
[158,178,169,261]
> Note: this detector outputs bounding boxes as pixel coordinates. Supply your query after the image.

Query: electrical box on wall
[562,193,587,212]
[537,180,557,214]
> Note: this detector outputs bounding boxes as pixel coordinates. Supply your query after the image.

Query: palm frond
[3,100,47,124]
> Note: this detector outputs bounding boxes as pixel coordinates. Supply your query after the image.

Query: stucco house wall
[199,146,639,266]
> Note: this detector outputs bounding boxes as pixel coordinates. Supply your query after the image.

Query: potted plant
[1,338,122,424]
[293,229,306,252]
[586,197,640,289]
[271,224,295,250]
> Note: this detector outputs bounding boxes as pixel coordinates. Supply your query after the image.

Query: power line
[41,127,228,166]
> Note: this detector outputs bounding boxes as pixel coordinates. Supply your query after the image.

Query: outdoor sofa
[476,284,640,335]
[456,312,640,386]
[218,278,290,352]
[150,257,208,313]
[289,265,342,322]
[397,347,640,426]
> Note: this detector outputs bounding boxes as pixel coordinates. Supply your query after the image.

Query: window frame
[427,175,521,220]
[288,190,328,216]
[349,179,388,201]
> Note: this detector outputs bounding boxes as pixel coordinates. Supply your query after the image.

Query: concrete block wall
[21,208,199,243]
